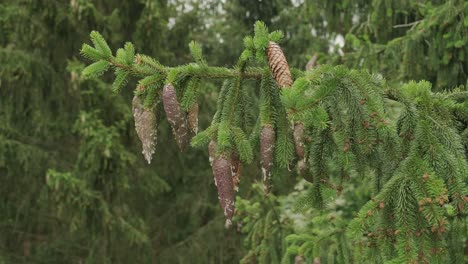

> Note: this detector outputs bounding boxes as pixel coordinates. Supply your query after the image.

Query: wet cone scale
[132,96,157,164]
[266,41,292,88]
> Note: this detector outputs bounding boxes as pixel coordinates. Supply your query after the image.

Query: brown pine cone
[293,122,305,159]
[212,155,235,227]
[266,41,292,88]
[132,95,157,164]
[162,84,189,150]
[260,124,275,194]
[188,103,199,134]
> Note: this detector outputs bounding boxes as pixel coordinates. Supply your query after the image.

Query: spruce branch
[80,23,468,261]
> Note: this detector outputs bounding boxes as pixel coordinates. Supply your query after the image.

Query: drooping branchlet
[162,84,189,150]
[132,95,158,164]
[266,41,292,88]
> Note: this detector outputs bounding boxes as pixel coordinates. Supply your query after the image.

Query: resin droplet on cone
[132,96,157,164]
[212,155,235,228]
[266,41,292,88]
[162,84,189,150]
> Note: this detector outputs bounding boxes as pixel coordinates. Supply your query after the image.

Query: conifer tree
[2,0,467,263]
[80,20,467,263]
[0,1,245,263]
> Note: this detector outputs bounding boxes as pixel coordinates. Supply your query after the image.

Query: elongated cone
[162,84,189,150]
[260,124,275,194]
[231,153,242,192]
[132,95,157,164]
[212,155,235,228]
[266,41,292,88]
[188,103,199,134]
[293,122,305,160]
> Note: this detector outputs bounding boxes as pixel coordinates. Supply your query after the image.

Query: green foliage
[234,184,290,264]
[2,0,468,263]
[78,21,468,263]
[189,41,206,65]
[82,60,110,79]
[338,0,468,90]
[89,31,112,59]
[253,21,271,60]
[112,69,129,93]
[0,1,246,263]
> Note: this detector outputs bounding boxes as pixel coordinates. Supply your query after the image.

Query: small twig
[393,20,422,28]
[305,52,319,71]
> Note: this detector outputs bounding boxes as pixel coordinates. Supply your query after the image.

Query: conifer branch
[80,22,468,263]
[108,56,263,81]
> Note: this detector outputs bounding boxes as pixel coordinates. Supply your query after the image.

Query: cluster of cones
[132,41,299,227]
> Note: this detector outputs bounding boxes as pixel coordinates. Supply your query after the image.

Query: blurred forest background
[0,0,466,263]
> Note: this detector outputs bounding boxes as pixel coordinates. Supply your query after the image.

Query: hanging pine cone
[188,103,199,134]
[132,95,158,164]
[212,155,235,228]
[231,152,242,192]
[293,122,305,160]
[266,41,292,88]
[162,84,189,150]
[260,124,275,194]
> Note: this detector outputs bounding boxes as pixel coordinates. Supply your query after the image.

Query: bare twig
[393,20,422,28]
[306,52,319,71]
